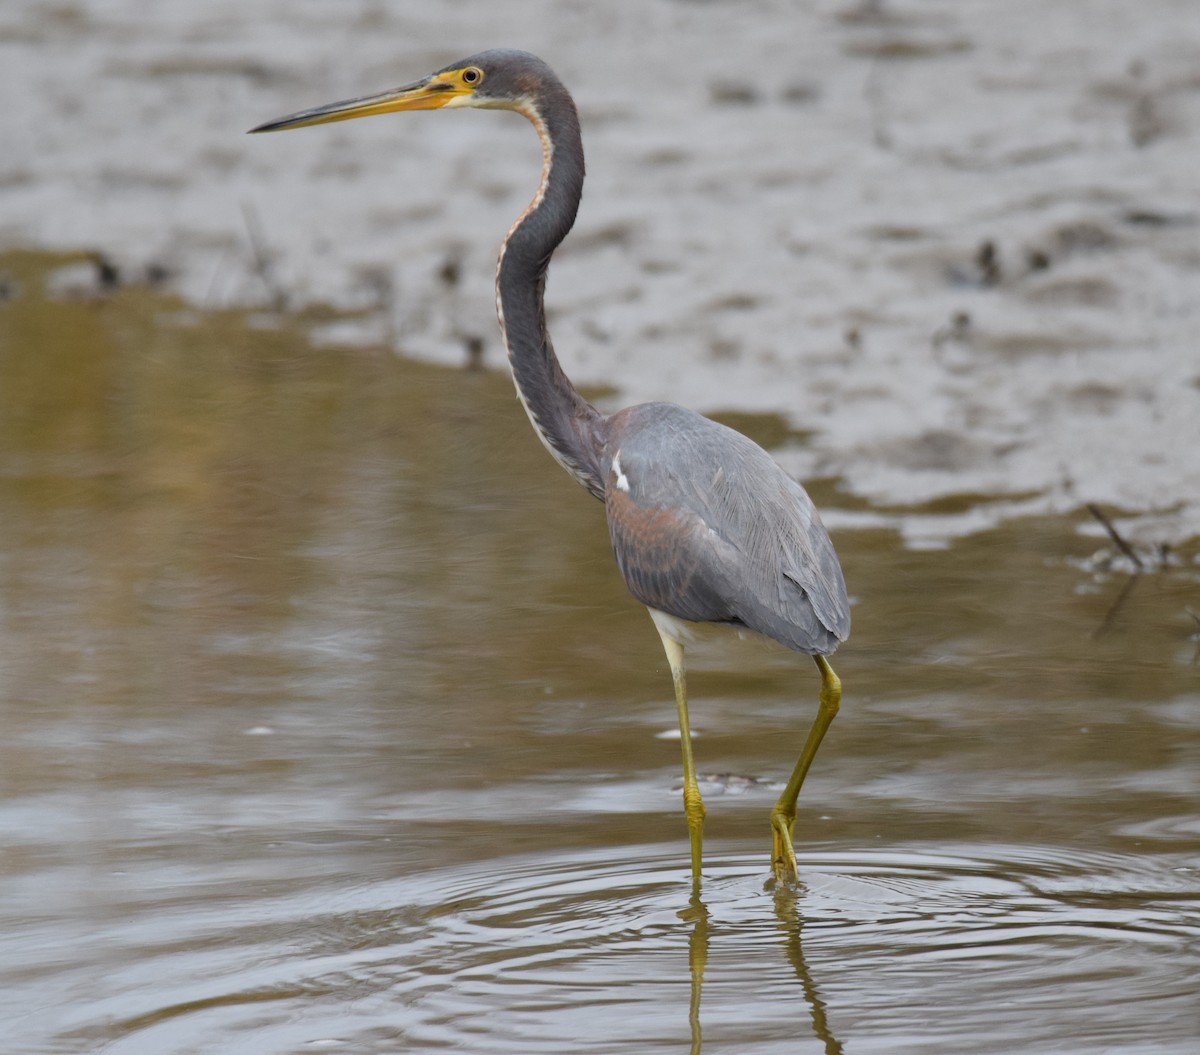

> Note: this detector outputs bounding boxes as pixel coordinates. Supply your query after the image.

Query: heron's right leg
[649,611,705,884]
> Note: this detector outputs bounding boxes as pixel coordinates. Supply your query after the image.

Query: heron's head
[249,49,559,134]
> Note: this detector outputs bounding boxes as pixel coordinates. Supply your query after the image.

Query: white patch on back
[613,452,631,492]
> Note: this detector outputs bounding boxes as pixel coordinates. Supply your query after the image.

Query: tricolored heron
[251,50,850,885]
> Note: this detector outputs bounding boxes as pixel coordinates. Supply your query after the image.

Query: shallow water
[17,846,1199,1054]
[1,253,1198,1052]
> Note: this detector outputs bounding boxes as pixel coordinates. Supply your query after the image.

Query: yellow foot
[770,812,800,884]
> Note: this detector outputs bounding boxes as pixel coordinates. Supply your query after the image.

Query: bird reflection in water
[680,889,843,1053]
[251,50,850,889]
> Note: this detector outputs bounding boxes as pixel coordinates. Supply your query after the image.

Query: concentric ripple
[33,841,1200,1054]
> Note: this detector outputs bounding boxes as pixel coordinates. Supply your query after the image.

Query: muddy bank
[3,0,1199,544]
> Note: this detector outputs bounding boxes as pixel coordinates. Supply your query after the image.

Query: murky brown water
[1,252,1197,1052]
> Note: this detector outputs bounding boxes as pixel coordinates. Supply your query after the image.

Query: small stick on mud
[241,202,286,311]
[1092,573,1140,640]
[1086,503,1144,571]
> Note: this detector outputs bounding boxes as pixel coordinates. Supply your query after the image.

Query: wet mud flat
[3,0,1200,547]
[0,250,1197,1052]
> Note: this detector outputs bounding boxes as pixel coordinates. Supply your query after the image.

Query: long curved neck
[497,87,606,499]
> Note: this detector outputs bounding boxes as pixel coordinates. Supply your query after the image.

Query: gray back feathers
[602,403,849,655]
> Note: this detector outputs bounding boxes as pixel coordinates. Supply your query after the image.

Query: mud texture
[3,0,1199,544]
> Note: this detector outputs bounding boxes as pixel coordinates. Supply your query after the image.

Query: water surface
[1,252,1197,1052]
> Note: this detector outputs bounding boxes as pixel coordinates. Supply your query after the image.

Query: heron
[250,49,850,886]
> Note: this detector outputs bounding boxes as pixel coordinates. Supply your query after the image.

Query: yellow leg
[651,615,706,885]
[770,654,841,884]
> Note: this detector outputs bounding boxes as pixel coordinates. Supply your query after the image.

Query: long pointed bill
[248,74,466,134]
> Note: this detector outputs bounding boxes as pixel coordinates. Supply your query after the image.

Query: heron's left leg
[649,612,706,884]
[770,654,841,883]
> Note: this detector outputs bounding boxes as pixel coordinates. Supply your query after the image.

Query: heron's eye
[462,67,484,86]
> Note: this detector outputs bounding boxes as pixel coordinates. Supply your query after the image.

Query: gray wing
[603,403,850,656]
